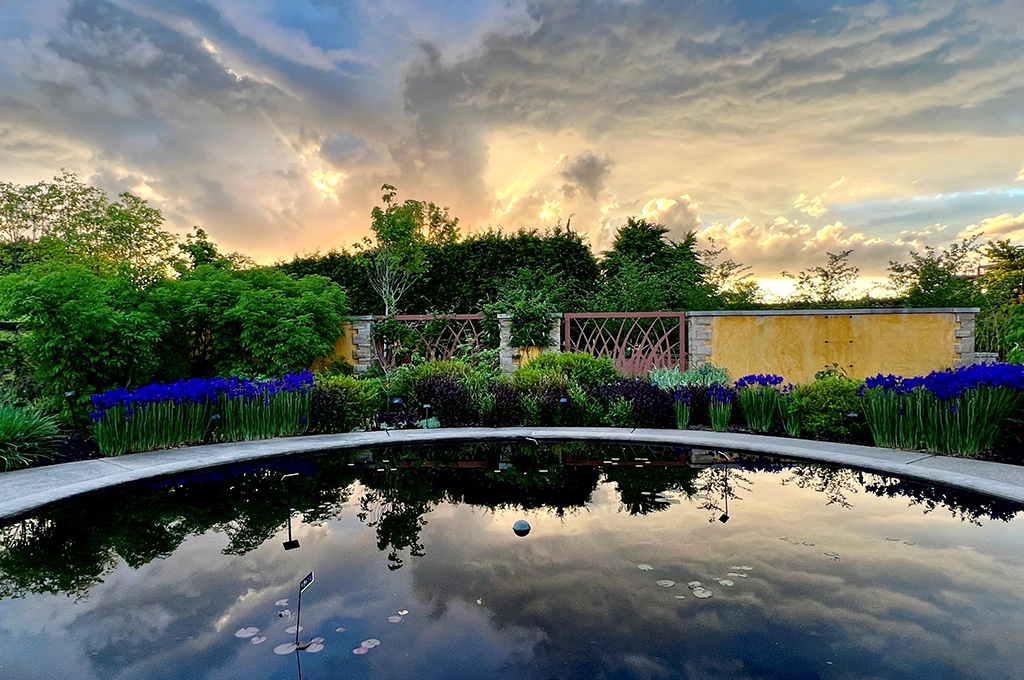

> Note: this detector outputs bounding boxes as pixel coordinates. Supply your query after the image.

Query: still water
[1,442,1023,679]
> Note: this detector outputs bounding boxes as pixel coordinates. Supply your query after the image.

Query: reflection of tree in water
[0,457,359,599]
[693,465,755,522]
[603,465,701,515]
[782,465,862,509]
[3,442,1020,597]
[357,445,601,569]
[861,476,1021,525]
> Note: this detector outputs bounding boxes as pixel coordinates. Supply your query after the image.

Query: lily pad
[235,627,259,638]
[310,637,324,644]
[398,609,409,616]
[885,536,900,541]
[361,639,381,649]
[674,595,686,599]
[285,625,303,634]
[727,572,748,578]
[637,564,655,571]
[250,636,267,645]
[353,647,368,655]
[275,599,289,606]
[717,579,734,587]
[802,541,815,546]
[388,615,405,623]
[305,642,325,653]
[656,580,675,588]
[692,588,713,599]
[729,566,753,571]
[687,581,702,588]
[335,627,346,633]
[278,609,291,618]
[274,643,298,655]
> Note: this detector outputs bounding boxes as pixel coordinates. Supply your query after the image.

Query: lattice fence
[563,312,687,376]
[375,314,488,365]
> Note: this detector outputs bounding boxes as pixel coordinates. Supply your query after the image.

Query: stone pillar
[349,315,376,375]
[953,310,977,368]
[498,314,516,374]
[687,316,713,369]
[498,313,564,374]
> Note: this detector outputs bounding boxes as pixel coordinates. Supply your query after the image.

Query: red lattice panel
[377,314,487,363]
[564,312,686,376]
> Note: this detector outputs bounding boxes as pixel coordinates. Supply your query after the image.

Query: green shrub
[0,404,60,470]
[524,352,620,386]
[794,376,868,443]
[649,364,730,389]
[311,375,380,432]
[601,397,635,427]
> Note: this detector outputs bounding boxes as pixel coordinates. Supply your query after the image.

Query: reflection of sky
[1,468,1024,679]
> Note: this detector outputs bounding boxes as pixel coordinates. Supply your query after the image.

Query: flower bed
[90,371,314,456]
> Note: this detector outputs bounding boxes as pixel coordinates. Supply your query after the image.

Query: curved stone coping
[1,428,1022,521]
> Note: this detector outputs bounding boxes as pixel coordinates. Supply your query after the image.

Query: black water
[1,442,1022,679]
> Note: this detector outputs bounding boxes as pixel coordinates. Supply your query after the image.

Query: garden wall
[687,308,979,384]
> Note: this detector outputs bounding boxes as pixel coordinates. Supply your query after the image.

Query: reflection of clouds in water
[402,476,1024,678]
[1,467,1024,679]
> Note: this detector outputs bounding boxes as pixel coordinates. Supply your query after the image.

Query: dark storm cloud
[560,150,612,200]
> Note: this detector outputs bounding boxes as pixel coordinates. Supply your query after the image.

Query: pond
[1,442,1023,679]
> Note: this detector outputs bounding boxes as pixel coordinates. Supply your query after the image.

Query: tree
[782,250,860,307]
[599,218,714,311]
[0,171,177,284]
[361,184,455,317]
[886,237,980,307]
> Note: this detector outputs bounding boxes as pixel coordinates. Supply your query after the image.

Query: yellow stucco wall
[311,321,356,372]
[706,312,961,383]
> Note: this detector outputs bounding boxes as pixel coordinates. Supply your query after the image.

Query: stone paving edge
[1,427,1021,522]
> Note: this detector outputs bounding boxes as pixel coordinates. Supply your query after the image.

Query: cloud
[793,192,828,218]
[960,211,1024,241]
[1017,165,1024,182]
[560,151,613,201]
[639,195,702,237]
[1,0,1022,283]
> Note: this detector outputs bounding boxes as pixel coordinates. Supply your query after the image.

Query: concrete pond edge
[1,427,1023,522]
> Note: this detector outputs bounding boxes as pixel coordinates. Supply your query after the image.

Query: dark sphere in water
[513,520,531,537]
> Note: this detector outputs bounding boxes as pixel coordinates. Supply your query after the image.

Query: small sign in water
[300,571,315,593]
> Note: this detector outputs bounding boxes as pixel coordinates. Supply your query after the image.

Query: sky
[1,0,1023,293]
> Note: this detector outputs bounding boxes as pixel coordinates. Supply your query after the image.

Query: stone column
[349,315,376,375]
[953,310,977,367]
[686,316,713,369]
[498,314,516,374]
